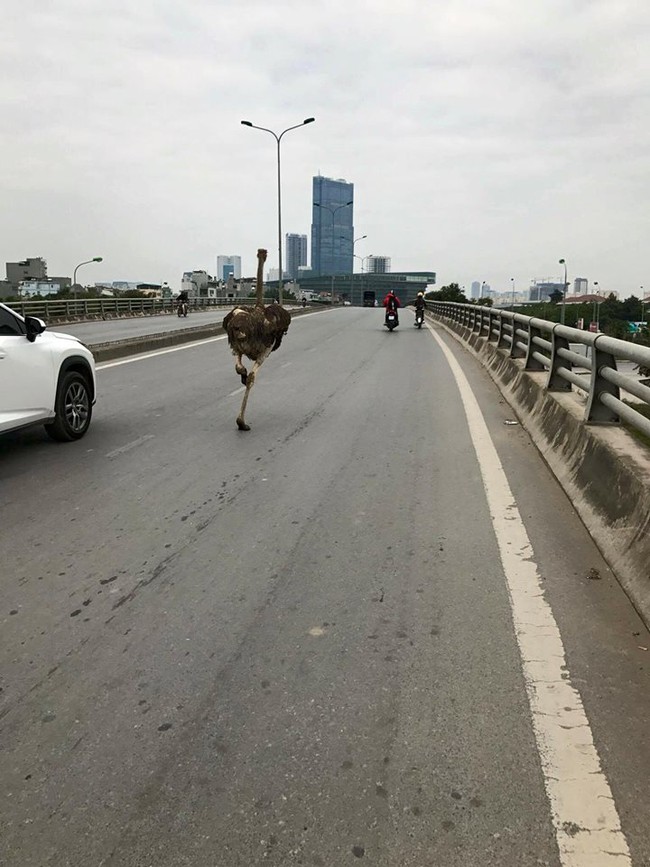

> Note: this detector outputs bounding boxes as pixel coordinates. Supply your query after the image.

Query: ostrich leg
[236,348,272,431]
[234,354,248,385]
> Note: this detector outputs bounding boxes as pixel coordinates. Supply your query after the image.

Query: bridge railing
[3,296,258,320]
[427,301,650,441]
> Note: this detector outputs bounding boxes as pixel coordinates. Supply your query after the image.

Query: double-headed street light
[241,117,315,305]
[341,233,367,305]
[73,257,103,302]
[357,255,370,272]
[559,258,568,324]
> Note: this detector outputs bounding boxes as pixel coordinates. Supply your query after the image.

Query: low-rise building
[19,280,63,297]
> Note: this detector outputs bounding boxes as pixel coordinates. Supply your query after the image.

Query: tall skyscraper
[311,175,354,277]
[217,256,241,281]
[471,281,481,299]
[286,234,307,280]
[573,277,588,295]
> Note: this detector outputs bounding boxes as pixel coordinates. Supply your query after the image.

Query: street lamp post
[73,257,103,305]
[354,255,370,298]
[593,281,600,331]
[559,258,568,324]
[510,277,515,308]
[342,234,366,305]
[314,200,353,304]
[241,117,315,305]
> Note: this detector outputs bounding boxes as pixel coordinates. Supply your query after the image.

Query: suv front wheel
[45,371,93,441]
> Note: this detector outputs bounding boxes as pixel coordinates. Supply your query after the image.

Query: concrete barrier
[432,314,650,628]
[88,305,321,363]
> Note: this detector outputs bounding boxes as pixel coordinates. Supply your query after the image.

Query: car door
[0,306,56,432]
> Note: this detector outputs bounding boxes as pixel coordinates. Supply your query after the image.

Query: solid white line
[96,335,228,370]
[430,326,631,867]
[95,311,324,371]
[229,386,245,397]
[105,434,155,459]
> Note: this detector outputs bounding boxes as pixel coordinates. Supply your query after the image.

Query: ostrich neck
[256,256,264,307]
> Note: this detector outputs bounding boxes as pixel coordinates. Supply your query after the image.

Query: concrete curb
[431,313,650,629]
[88,305,322,363]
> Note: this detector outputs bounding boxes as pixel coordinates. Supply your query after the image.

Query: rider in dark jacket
[177,289,189,315]
[414,292,425,324]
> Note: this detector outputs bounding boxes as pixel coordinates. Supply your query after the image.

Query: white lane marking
[430,327,631,867]
[280,361,292,368]
[95,312,323,371]
[105,434,155,459]
[229,386,245,397]
[96,335,228,370]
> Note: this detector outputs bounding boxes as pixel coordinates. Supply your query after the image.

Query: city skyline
[1,2,648,294]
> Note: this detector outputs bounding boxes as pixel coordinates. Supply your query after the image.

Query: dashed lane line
[105,434,155,459]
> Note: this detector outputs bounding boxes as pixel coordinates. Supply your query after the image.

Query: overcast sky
[2,0,649,295]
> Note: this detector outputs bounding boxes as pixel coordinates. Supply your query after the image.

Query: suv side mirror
[25,316,46,343]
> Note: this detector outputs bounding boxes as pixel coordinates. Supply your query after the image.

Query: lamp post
[314,200,353,304]
[593,281,601,331]
[241,117,315,305]
[641,286,648,326]
[357,255,371,273]
[354,255,370,299]
[73,257,103,304]
[559,258,567,324]
[510,277,515,309]
[342,234,366,305]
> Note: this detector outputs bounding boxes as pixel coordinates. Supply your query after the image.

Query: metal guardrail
[427,301,650,441]
[3,296,260,320]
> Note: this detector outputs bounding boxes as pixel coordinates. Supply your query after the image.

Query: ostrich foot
[235,363,248,385]
[236,417,251,431]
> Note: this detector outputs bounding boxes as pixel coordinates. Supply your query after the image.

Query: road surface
[1,308,649,866]
[54,306,303,346]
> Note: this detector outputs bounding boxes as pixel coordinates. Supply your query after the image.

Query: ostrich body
[223,248,291,431]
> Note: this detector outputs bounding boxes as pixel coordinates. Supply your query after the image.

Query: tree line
[426,283,649,344]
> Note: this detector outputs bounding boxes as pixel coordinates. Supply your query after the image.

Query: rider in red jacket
[383,290,401,325]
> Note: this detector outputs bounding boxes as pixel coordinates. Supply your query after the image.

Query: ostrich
[223,248,291,431]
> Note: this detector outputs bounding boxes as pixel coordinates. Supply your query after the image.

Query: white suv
[0,302,97,441]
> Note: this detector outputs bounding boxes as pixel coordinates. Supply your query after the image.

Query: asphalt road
[56,306,302,346]
[1,308,649,866]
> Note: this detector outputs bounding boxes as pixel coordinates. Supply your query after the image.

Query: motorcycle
[415,308,424,328]
[385,310,399,331]
[177,301,189,318]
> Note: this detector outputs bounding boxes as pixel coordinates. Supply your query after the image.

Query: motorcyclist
[383,289,401,326]
[414,291,425,325]
[177,289,189,313]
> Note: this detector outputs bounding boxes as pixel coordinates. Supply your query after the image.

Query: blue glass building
[311,176,354,277]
